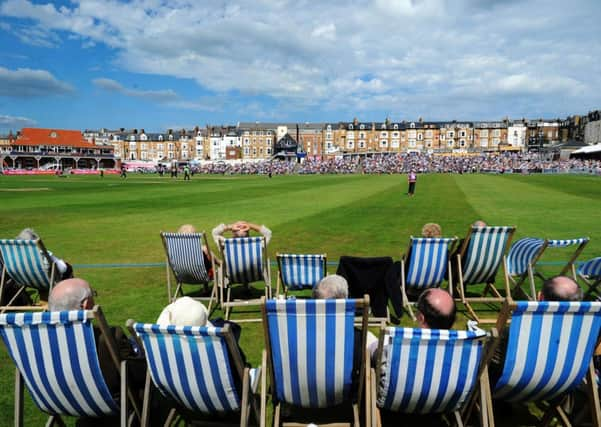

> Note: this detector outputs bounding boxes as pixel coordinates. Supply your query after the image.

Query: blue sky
[0,0,600,132]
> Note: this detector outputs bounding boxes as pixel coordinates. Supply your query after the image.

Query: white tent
[571,143,601,154]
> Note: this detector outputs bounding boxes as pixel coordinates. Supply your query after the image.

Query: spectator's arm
[211,223,228,246]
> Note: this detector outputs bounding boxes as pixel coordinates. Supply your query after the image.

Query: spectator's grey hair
[48,285,92,311]
[16,228,39,241]
[313,274,349,299]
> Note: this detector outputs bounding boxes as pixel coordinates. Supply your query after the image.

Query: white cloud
[92,78,179,102]
[0,67,74,97]
[0,114,36,130]
[1,0,600,119]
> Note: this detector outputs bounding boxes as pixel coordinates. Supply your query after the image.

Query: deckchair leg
[453,411,464,427]
[274,403,281,427]
[260,350,267,427]
[586,361,601,427]
[14,369,23,427]
[164,408,178,427]
[166,260,172,302]
[140,370,152,427]
[353,403,360,427]
[121,360,128,427]
[241,367,250,427]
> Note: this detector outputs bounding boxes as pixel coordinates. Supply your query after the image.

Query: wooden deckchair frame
[261,295,370,427]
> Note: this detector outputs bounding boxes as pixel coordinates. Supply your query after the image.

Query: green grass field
[0,172,600,426]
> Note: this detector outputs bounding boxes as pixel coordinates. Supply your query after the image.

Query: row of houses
[1,111,600,168]
[81,119,551,163]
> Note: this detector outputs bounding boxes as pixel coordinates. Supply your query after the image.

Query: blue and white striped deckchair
[455,226,515,321]
[506,237,546,300]
[160,232,216,309]
[0,307,138,426]
[491,301,601,425]
[401,237,456,320]
[276,253,326,296]
[0,238,56,312]
[369,327,492,427]
[219,237,271,320]
[261,296,370,426]
[130,321,256,426]
[578,257,601,299]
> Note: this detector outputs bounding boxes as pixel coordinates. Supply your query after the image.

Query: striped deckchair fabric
[401,237,456,319]
[506,238,544,278]
[261,296,369,426]
[160,232,215,305]
[0,239,54,291]
[0,310,121,423]
[455,226,515,322]
[493,301,601,408]
[223,237,265,284]
[375,327,487,416]
[507,236,589,300]
[219,237,271,320]
[578,257,601,299]
[162,232,210,285]
[460,226,514,286]
[132,323,244,417]
[276,253,326,295]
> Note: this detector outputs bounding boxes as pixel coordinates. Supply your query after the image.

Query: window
[448,139,454,147]
[326,125,332,131]
[141,143,147,150]
[460,140,466,147]
[447,131,454,138]
[380,140,387,147]
[391,140,399,148]
[480,138,488,147]
[380,132,387,137]
[426,140,432,147]
[168,143,174,150]
[360,124,365,130]
[326,132,332,140]
[409,140,416,148]
[417,133,423,141]
[244,147,249,155]
[359,132,365,139]
[347,141,354,149]
[410,122,415,128]
[393,124,398,130]
[460,131,466,137]
[359,141,366,149]
[267,148,272,154]
[392,132,399,137]
[493,129,501,137]
[348,124,353,130]
[244,138,250,145]
[425,130,432,138]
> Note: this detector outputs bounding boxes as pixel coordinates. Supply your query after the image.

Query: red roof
[16,128,96,149]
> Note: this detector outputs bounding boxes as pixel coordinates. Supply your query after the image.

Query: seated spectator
[17,228,73,281]
[421,223,442,238]
[312,274,349,299]
[369,288,455,364]
[48,278,144,426]
[177,223,218,282]
[212,221,272,246]
[489,275,582,384]
[415,288,456,329]
[157,296,210,326]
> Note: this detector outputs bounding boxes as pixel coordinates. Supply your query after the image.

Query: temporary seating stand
[0,238,58,313]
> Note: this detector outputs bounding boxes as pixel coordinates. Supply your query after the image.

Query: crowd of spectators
[189,152,601,176]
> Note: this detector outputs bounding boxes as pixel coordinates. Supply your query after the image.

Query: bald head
[540,276,582,302]
[416,288,456,329]
[49,278,95,311]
